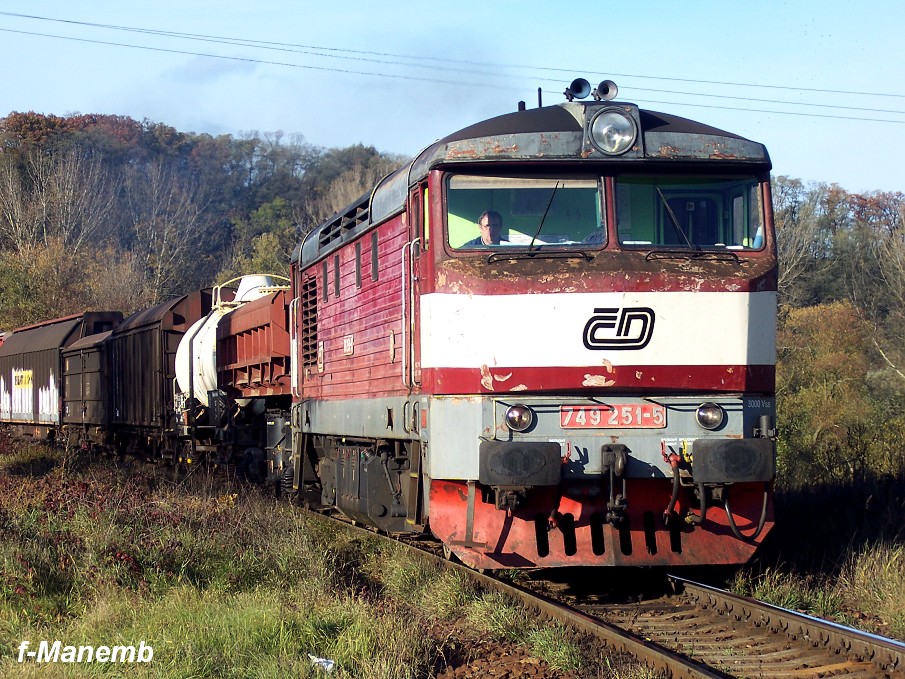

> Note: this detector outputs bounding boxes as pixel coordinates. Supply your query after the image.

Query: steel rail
[466,567,730,679]
[672,575,905,673]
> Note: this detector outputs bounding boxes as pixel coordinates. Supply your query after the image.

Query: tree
[773,176,820,306]
[0,240,95,329]
[301,153,405,230]
[776,301,900,488]
[124,157,214,303]
[0,145,118,254]
[218,197,298,281]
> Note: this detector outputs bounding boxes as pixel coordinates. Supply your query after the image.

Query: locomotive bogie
[313,435,418,533]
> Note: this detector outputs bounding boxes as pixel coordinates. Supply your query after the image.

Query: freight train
[0,80,777,569]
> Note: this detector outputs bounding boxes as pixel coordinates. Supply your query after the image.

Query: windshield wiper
[645,249,742,264]
[488,249,593,263]
[529,182,560,249]
[656,187,697,250]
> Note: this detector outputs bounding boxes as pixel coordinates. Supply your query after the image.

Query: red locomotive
[287,79,777,568]
[0,80,777,570]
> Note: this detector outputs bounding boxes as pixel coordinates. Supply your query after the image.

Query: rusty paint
[480,365,494,390]
[446,148,483,160]
[709,151,741,160]
[434,248,777,297]
[656,145,681,158]
[583,374,616,387]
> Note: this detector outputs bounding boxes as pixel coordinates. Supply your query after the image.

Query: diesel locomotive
[0,80,777,570]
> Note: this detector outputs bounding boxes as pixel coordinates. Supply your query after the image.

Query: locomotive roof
[434,105,746,145]
[294,100,770,268]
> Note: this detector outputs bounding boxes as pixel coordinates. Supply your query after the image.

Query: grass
[12,438,901,677]
[836,543,905,637]
[730,472,905,641]
[0,444,430,677]
[0,442,655,678]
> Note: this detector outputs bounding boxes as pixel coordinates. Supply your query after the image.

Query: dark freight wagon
[107,290,213,456]
[0,313,121,439]
[62,330,115,449]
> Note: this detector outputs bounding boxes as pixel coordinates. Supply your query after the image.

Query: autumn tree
[0,145,118,254]
[123,157,217,303]
[776,301,905,488]
[0,239,96,328]
[218,197,298,281]
[772,176,826,307]
[301,151,405,230]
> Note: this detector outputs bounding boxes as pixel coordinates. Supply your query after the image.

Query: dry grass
[0,444,658,677]
[733,473,905,641]
[836,543,905,638]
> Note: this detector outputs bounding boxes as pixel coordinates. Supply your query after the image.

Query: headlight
[589,109,637,155]
[505,405,534,432]
[695,403,725,430]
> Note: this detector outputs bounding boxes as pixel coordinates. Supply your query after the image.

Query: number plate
[560,404,666,429]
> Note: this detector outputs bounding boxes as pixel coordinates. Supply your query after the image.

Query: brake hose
[723,482,770,541]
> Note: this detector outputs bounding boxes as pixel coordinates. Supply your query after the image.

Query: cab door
[403,185,427,390]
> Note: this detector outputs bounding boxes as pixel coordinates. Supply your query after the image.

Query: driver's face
[479,216,502,244]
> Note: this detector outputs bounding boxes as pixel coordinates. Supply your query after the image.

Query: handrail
[400,238,422,389]
[400,241,411,388]
[288,296,300,398]
[408,238,421,389]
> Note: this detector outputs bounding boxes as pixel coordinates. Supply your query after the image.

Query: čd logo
[583,307,655,350]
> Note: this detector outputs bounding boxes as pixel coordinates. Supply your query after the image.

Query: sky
[0,1,903,194]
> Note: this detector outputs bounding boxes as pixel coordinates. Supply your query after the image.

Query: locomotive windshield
[445,173,766,252]
[446,175,603,249]
[615,175,765,250]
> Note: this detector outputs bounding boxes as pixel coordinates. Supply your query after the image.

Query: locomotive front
[412,84,777,568]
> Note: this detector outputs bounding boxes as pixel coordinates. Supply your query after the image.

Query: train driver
[462,210,509,247]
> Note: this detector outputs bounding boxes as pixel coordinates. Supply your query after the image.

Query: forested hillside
[772,177,905,487]
[0,112,403,327]
[1,111,904,489]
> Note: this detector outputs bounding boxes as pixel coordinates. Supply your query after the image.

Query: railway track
[487,569,905,678]
[291,491,905,678]
[592,576,905,677]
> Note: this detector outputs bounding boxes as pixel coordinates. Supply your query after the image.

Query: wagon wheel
[240,447,267,484]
